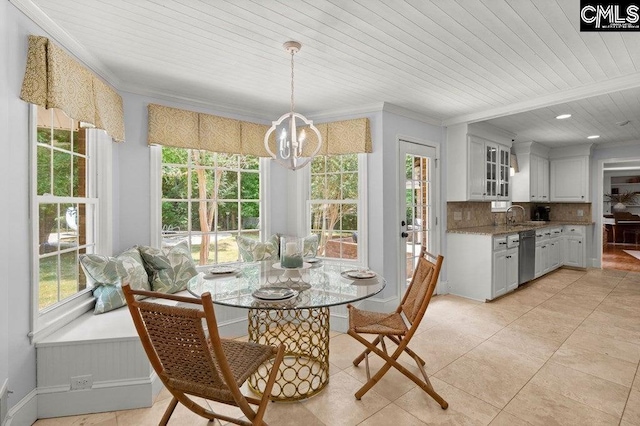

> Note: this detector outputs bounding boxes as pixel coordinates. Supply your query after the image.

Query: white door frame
[397,137,440,295]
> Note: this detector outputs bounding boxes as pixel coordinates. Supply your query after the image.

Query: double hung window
[160,148,262,264]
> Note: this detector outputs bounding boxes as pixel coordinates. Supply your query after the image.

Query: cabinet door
[534,242,543,278]
[498,146,510,200]
[492,249,508,298]
[530,155,539,201]
[550,156,588,202]
[541,158,550,200]
[485,142,499,199]
[549,240,560,270]
[506,249,519,291]
[468,137,485,200]
[565,237,583,267]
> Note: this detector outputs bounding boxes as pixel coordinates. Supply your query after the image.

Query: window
[160,148,262,264]
[491,201,512,212]
[309,154,366,262]
[32,106,108,336]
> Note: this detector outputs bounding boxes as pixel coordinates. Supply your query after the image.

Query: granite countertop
[447,221,595,236]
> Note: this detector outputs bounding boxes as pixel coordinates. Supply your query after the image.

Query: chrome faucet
[506,205,525,226]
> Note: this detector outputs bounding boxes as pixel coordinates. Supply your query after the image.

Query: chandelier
[264,41,322,171]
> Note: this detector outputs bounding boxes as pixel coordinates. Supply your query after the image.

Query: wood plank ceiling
[14,0,640,147]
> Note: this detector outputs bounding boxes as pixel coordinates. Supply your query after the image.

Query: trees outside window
[161,148,261,264]
[309,154,361,260]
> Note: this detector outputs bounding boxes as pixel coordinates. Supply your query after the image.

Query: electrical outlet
[454,211,462,221]
[577,209,584,217]
[70,375,93,390]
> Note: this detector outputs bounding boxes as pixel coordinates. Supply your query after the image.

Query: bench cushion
[139,241,197,293]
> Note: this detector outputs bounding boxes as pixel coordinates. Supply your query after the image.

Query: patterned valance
[20,35,125,142]
[147,103,372,156]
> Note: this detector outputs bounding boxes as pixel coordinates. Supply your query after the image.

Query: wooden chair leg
[387,335,426,366]
[353,335,381,366]
[160,396,179,426]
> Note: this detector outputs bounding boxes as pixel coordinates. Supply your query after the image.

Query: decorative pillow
[80,247,150,314]
[303,234,319,258]
[138,241,198,294]
[237,234,279,262]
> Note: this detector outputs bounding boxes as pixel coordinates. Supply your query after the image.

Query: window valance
[20,35,125,143]
[147,103,372,156]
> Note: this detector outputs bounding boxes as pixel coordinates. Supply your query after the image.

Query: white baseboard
[0,380,8,426]
[5,389,37,426]
[37,374,162,419]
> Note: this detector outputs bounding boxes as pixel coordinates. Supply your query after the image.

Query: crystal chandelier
[264,41,322,171]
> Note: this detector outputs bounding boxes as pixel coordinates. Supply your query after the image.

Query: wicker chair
[346,249,448,409]
[122,284,285,426]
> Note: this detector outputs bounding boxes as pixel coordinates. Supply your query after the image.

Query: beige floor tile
[524,304,586,328]
[343,354,419,402]
[428,310,505,340]
[116,395,227,426]
[329,333,372,370]
[410,323,485,374]
[536,298,593,321]
[488,327,561,361]
[589,309,640,333]
[301,371,391,426]
[488,411,532,425]
[434,347,542,409]
[508,311,578,345]
[358,403,426,426]
[635,370,640,390]
[528,277,571,294]
[504,382,620,426]
[596,298,640,320]
[34,413,117,426]
[464,302,524,327]
[602,292,640,309]
[529,362,630,417]
[550,345,637,387]
[623,387,640,425]
[395,377,500,426]
[260,401,325,426]
[563,329,640,364]
[502,287,554,308]
[485,296,534,317]
[559,282,613,300]
[547,291,604,311]
[579,315,640,346]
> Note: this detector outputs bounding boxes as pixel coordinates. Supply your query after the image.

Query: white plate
[304,257,320,264]
[343,269,376,279]
[208,266,239,275]
[252,287,298,301]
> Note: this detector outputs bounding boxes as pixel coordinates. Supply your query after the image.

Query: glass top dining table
[186,259,386,401]
[186,260,386,310]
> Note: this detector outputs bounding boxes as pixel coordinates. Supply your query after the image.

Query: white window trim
[302,153,368,267]
[29,105,113,343]
[149,147,271,258]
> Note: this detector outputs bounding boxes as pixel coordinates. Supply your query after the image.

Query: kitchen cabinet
[534,229,551,278]
[531,155,549,202]
[550,156,589,202]
[492,235,519,298]
[468,136,485,200]
[563,225,586,268]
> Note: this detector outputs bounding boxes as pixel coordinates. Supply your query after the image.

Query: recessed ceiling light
[556,114,572,119]
[587,135,600,139]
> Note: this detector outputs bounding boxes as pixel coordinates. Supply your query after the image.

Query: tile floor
[34,267,640,426]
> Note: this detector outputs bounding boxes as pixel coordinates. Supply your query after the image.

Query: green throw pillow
[80,247,150,314]
[303,234,319,258]
[138,241,198,293]
[237,234,279,262]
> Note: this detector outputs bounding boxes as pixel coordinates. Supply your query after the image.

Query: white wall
[1,1,11,420]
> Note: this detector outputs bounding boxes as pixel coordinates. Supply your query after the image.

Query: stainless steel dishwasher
[518,229,536,285]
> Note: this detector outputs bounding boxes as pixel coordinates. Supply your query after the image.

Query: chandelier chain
[290,49,295,113]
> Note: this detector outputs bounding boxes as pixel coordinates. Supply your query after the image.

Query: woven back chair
[346,248,448,409]
[122,284,284,426]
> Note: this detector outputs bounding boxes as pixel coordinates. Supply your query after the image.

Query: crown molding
[10,0,122,87]
[443,72,640,126]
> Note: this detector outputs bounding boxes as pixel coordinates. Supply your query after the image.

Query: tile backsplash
[447,202,592,230]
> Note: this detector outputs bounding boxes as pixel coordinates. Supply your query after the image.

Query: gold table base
[247,307,330,401]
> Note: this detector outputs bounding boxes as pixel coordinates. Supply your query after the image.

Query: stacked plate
[341,269,377,280]
[252,287,298,302]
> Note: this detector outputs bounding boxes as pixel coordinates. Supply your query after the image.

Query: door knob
[401,232,409,238]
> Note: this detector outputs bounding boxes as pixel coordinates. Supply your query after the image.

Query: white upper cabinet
[511,142,549,203]
[550,156,590,202]
[447,123,514,202]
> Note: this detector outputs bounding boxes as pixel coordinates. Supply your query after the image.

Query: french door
[399,140,437,288]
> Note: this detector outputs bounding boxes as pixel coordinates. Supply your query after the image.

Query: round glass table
[187,260,386,401]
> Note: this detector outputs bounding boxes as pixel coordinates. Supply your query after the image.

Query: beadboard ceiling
[13,0,640,147]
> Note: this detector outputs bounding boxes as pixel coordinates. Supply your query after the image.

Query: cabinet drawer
[564,226,584,236]
[494,236,508,250]
[549,228,562,238]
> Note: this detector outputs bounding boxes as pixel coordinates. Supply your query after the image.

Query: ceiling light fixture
[587,135,600,139]
[264,41,322,171]
[555,114,572,119]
